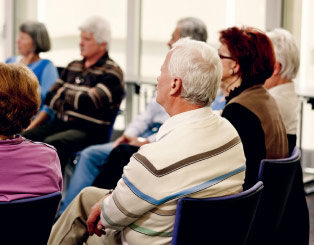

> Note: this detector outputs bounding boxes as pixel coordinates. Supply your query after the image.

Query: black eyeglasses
[218,54,234,60]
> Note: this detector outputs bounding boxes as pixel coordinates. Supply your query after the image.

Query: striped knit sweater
[44,52,124,127]
[100,107,246,245]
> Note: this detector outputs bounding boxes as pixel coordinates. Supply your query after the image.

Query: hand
[87,194,110,237]
[128,137,150,147]
[113,134,131,148]
[24,111,49,131]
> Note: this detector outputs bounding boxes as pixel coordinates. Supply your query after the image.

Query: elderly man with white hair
[265,28,309,245]
[265,28,300,155]
[48,38,246,245]
[23,16,124,171]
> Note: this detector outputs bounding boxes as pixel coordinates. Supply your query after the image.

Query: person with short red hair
[218,26,289,191]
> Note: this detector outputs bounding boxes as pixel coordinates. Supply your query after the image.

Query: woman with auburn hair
[218,26,289,190]
[0,63,62,201]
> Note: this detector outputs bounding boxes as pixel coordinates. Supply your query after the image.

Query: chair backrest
[0,191,62,244]
[172,181,264,245]
[247,147,300,245]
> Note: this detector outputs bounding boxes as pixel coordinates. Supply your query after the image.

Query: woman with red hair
[218,27,289,190]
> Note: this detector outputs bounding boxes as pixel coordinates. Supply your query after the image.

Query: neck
[84,50,106,68]
[21,53,40,65]
[0,135,15,140]
[166,99,202,117]
[275,77,292,87]
[223,76,242,96]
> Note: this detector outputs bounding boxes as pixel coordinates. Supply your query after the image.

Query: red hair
[219,26,275,85]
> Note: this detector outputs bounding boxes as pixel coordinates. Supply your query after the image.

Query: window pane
[0,1,5,61]
[140,0,267,80]
[38,0,127,70]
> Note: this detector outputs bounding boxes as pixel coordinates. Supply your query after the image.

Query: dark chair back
[247,147,300,245]
[172,181,264,245]
[0,191,62,244]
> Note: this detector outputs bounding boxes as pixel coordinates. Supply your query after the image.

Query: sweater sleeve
[47,73,123,117]
[100,153,159,230]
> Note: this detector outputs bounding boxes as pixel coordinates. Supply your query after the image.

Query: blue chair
[172,181,264,245]
[247,147,305,245]
[0,191,62,244]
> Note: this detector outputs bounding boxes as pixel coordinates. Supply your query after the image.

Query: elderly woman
[0,63,62,201]
[218,27,289,190]
[6,21,58,113]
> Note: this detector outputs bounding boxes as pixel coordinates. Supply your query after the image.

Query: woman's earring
[229,69,234,75]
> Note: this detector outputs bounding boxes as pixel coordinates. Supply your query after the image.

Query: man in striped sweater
[48,38,246,245]
[23,16,124,170]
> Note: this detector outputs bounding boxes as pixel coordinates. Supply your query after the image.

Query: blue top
[6,56,59,118]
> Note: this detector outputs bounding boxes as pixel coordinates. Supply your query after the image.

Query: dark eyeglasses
[218,54,234,60]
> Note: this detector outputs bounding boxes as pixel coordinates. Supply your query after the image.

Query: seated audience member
[22,16,125,170]
[168,17,226,111]
[265,28,299,155]
[6,21,58,115]
[266,28,309,245]
[59,16,209,212]
[0,63,62,201]
[60,98,169,213]
[218,26,289,190]
[48,38,246,245]
[167,16,208,48]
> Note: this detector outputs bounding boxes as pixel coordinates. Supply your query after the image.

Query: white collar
[156,106,213,141]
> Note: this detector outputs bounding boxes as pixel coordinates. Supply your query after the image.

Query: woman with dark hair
[218,26,289,190]
[0,63,62,201]
[6,21,58,114]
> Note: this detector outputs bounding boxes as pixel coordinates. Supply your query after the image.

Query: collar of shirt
[268,82,295,96]
[156,106,213,141]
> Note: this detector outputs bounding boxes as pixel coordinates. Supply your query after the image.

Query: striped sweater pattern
[100,107,246,244]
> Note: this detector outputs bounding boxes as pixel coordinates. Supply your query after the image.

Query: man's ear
[273,62,281,76]
[169,77,182,95]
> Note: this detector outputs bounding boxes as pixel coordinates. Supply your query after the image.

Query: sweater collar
[0,135,24,145]
[156,107,213,141]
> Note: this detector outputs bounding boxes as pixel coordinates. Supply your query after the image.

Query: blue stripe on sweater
[123,164,246,206]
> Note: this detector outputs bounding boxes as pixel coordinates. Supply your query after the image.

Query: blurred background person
[22,16,125,173]
[265,28,299,155]
[265,28,309,245]
[0,63,62,201]
[58,16,209,213]
[167,17,207,48]
[6,20,58,116]
[218,26,289,191]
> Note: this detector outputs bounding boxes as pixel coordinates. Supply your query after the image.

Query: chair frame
[0,191,62,244]
[172,181,264,245]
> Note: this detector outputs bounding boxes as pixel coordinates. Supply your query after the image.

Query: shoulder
[222,103,262,132]
[23,138,58,154]
[5,56,18,63]
[95,58,124,80]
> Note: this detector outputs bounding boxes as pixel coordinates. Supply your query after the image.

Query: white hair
[169,37,222,107]
[267,28,300,80]
[79,16,111,49]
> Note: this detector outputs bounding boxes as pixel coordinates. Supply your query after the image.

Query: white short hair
[79,16,111,49]
[267,28,300,80]
[169,38,222,107]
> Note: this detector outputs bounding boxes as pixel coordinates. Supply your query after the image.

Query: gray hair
[20,21,51,53]
[267,28,300,80]
[177,17,208,42]
[79,16,111,49]
[169,38,222,107]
